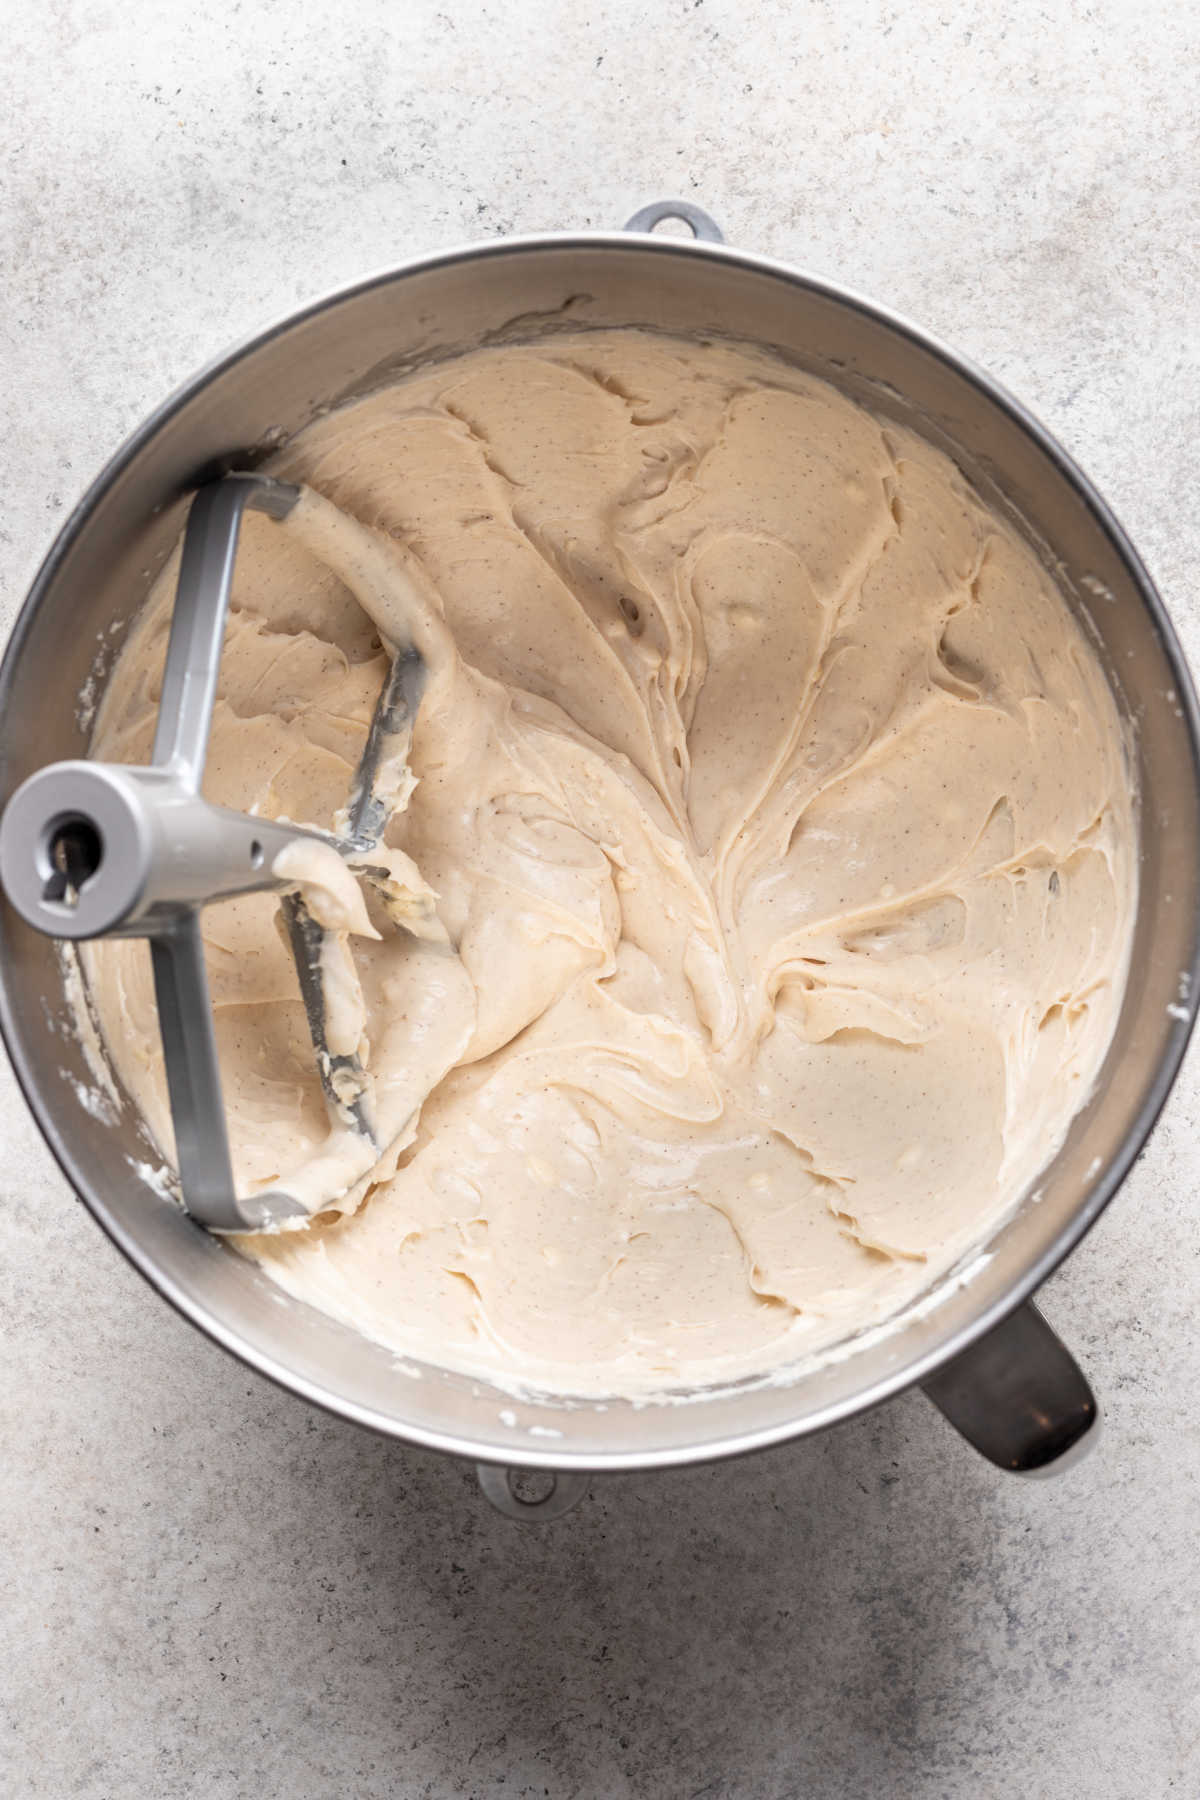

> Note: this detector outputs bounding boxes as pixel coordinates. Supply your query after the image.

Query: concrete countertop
[3,2,1198,1794]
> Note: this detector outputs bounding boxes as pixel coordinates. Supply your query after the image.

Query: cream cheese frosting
[85,330,1136,1395]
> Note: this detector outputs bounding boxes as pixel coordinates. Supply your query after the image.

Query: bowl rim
[3,224,1199,1471]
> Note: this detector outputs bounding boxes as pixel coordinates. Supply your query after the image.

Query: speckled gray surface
[3,2,1200,1795]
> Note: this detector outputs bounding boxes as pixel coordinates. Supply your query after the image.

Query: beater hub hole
[42,816,103,909]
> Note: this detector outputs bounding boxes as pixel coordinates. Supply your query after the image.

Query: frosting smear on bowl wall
[84,330,1136,1395]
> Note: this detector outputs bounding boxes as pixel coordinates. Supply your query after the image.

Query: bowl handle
[921,1300,1098,1474]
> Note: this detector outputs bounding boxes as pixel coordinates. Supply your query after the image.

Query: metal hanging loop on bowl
[623,199,725,243]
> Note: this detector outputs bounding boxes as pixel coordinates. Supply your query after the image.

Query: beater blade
[0,474,424,1233]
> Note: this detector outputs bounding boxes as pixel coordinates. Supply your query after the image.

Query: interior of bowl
[2,231,1197,1469]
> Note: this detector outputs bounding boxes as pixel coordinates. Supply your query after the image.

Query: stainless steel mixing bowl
[3,202,1197,1517]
